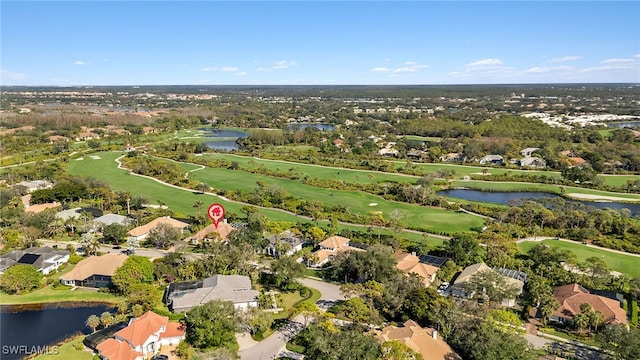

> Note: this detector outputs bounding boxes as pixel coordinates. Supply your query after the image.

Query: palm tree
[45,218,65,240]
[193,200,203,212]
[86,315,100,333]
[100,312,114,329]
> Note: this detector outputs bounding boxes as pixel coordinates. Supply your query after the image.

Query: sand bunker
[369,203,378,206]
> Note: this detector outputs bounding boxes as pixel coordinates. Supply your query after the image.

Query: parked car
[151,355,168,360]
[121,249,135,255]
[112,245,122,250]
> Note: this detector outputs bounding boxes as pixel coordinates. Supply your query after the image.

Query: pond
[287,123,335,131]
[605,120,640,128]
[202,129,249,151]
[0,302,112,360]
[437,189,640,216]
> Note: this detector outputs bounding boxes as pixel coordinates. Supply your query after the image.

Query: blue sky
[2,1,639,85]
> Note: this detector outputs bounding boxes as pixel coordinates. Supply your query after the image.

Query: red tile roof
[115,311,168,347]
[96,338,142,360]
[553,283,627,325]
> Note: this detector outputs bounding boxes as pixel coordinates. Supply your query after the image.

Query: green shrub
[631,300,639,327]
[68,254,84,264]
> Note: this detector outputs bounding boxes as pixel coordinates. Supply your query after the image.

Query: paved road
[239,278,346,360]
[39,239,169,259]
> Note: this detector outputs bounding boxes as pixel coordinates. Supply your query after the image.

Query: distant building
[127,216,189,245]
[310,236,365,267]
[186,222,235,244]
[264,230,308,257]
[94,213,131,227]
[479,155,504,165]
[519,156,547,169]
[15,180,53,193]
[520,147,540,157]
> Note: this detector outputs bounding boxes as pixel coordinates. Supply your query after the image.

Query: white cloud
[257,60,298,71]
[221,66,239,72]
[524,67,549,74]
[404,61,418,65]
[547,56,581,63]
[273,60,298,69]
[202,67,218,72]
[0,69,26,80]
[73,61,87,66]
[372,67,391,73]
[466,58,503,69]
[601,58,634,64]
[235,72,247,76]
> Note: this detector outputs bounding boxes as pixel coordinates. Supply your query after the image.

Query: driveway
[298,277,348,310]
[240,278,347,360]
[238,315,304,360]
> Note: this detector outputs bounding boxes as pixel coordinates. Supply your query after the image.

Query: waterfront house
[0,246,69,275]
[60,253,128,288]
[96,311,185,360]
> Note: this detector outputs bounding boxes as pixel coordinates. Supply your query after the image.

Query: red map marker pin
[207,203,225,229]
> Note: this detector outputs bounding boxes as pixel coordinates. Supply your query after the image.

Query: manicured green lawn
[0,285,120,305]
[199,153,419,185]
[518,239,640,278]
[66,152,476,235]
[33,336,93,360]
[66,152,310,222]
[189,165,484,233]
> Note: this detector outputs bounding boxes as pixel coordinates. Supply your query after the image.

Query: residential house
[0,246,69,275]
[48,135,69,143]
[166,275,259,312]
[76,131,100,141]
[60,253,128,288]
[375,320,460,360]
[440,152,465,163]
[96,311,185,360]
[568,157,589,167]
[550,283,627,325]
[450,263,525,306]
[310,236,365,267]
[379,147,399,157]
[479,154,504,165]
[395,252,438,286]
[127,216,189,245]
[519,156,547,169]
[264,230,308,257]
[520,147,540,157]
[186,221,235,245]
[94,213,131,227]
[15,180,53,193]
[406,149,427,160]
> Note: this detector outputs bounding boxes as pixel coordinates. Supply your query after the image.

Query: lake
[0,303,112,360]
[202,129,249,151]
[437,189,640,216]
[605,121,640,128]
[287,123,335,131]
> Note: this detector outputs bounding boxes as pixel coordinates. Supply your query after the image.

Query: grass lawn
[0,285,121,305]
[189,165,484,234]
[199,153,419,185]
[66,152,478,234]
[66,152,314,222]
[518,239,640,278]
[33,335,93,360]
